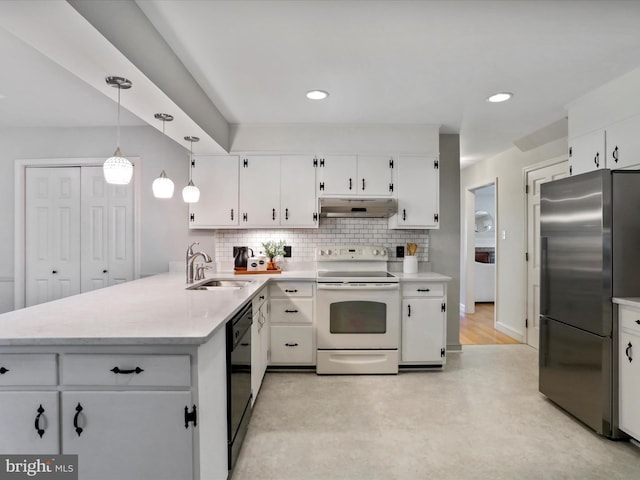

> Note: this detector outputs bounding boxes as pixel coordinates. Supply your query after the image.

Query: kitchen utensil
[407,243,418,256]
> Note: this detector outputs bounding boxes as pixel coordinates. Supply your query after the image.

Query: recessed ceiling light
[306,90,329,100]
[487,92,513,103]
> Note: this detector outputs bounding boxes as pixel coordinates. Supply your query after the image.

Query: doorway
[461,181,510,344]
[524,158,568,348]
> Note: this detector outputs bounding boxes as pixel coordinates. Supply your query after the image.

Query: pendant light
[103,76,133,185]
[182,136,200,203]
[152,113,175,199]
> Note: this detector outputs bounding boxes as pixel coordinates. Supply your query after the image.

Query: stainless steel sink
[187,279,251,290]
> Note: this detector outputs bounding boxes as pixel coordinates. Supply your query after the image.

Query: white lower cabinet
[269,282,315,366]
[0,391,59,453]
[618,304,640,441]
[400,282,447,365]
[62,391,193,480]
[270,326,314,364]
[252,288,270,403]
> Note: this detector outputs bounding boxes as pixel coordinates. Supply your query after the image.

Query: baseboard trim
[495,321,524,343]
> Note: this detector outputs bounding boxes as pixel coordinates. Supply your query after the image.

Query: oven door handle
[317,283,399,291]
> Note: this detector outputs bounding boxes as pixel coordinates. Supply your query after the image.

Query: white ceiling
[2,0,640,167]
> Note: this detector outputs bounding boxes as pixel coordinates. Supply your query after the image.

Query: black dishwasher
[226,301,253,472]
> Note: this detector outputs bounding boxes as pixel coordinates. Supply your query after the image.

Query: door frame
[462,178,498,319]
[522,155,568,346]
[14,157,142,310]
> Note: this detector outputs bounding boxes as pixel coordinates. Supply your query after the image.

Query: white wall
[0,125,215,313]
[460,137,567,340]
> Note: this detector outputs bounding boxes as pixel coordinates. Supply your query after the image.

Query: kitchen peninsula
[0,268,448,480]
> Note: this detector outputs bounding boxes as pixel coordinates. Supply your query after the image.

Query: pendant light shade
[182,179,200,203]
[182,136,200,203]
[104,76,133,185]
[152,170,175,198]
[153,113,174,199]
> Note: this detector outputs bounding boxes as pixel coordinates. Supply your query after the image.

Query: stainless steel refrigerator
[539,169,640,438]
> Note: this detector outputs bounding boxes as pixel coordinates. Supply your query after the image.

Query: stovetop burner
[315,245,397,283]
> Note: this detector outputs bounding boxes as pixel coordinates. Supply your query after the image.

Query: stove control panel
[316,245,388,261]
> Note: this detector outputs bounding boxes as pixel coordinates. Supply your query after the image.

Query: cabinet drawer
[0,354,57,386]
[402,283,445,298]
[619,305,640,334]
[270,282,313,297]
[61,354,191,387]
[271,298,313,324]
[270,326,314,364]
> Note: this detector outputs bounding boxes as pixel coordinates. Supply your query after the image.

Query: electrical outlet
[396,246,404,258]
[283,245,292,258]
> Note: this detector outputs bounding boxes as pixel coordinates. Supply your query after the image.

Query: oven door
[316,283,400,349]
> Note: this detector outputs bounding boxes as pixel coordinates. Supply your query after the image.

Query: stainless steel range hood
[319,197,397,218]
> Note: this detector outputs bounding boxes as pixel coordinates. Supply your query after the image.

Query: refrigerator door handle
[540,236,549,316]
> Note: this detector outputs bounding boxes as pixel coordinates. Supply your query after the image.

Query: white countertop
[0,271,311,347]
[0,269,447,346]
[613,297,640,308]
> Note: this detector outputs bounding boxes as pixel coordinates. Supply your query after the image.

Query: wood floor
[460,303,520,345]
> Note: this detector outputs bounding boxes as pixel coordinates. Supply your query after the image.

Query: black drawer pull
[625,342,633,363]
[285,343,299,347]
[284,309,299,313]
[0,367,9,374]
[408,304,411,317]
[110,366,144,375]
[635,319,640,325]
[35,404,45,438]
[73,403,83,437]
[184,405,197,429]
[417,289,430,292]
[284,289,298,293]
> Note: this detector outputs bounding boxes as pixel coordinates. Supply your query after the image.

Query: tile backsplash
[214,217,428,268]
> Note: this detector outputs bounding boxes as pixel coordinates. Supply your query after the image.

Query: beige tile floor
[231,345,640,480]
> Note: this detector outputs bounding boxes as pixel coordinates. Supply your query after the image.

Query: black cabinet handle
[230,209,234,221]
[73,403,83,437]
[110,366,144,375]
[102,269,108,274]
[52,270,58,274]
[272,208,276,221]
[285,208,289,221]
[362,178,366,190]
[243,213,248,222]
[402,209,407,221]
[349,178,353,190]
[594,152,600,168]
[184,405,197,429]
[635,319,640,325]
[284,309,299,313]
[284,289,298,293]
[285,343,299,347]
[35,404,45,438]
[0,367,8,374]
[408,304,411,317]
[259,295,265,300]
[417,289,430,292]
[625,342,633,363]
[613,146,619,163]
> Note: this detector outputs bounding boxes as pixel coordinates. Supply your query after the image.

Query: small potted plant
[261,240,286,270]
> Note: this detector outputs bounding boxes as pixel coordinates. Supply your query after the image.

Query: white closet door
[26,167,81,307]
[81,166,134,292]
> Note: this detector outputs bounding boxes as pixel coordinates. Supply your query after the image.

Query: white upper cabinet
[189,155,239,228]
[568,129,606,176]
[606,114,640,170]
[390,155,439,229]
[240,156,281,227]
[280,155,318,227]
[317,155,393,196]
[317,155,357,195]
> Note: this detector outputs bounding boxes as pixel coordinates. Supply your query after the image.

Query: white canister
[256,255,267,271]
[403,256,418,274]
[247,257,260,271]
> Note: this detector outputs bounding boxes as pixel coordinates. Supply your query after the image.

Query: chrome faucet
[186,242,212,284]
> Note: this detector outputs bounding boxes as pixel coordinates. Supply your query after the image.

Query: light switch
[501,230,507,240]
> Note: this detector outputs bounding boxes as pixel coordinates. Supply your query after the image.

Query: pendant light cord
[189,139,194,182]
[116,85,121,149]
